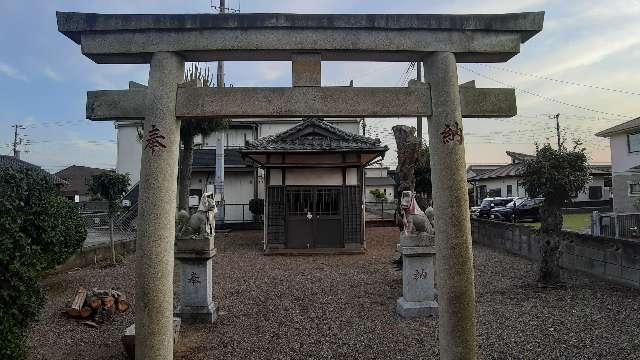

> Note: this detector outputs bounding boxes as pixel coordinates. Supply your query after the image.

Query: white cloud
[0,62,27,81]
[43,66,62,81]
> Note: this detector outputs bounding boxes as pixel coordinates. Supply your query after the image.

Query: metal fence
[221,203,260,224]
[364,201,397,221]
[592,212,640,239]
[81,207,137,248]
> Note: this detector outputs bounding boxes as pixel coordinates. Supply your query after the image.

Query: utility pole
[216,0,225,88]
[416,62,423,144]
[215,0,232,227]
[553,113,561,149]
[11,124,25,159]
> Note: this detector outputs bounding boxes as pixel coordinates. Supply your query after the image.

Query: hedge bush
[0,166,86,359]
[249,198,264,216]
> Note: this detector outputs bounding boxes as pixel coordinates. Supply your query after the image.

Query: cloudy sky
[1,0,639,172]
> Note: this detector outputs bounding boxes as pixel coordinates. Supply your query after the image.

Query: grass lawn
[525,212,591,232]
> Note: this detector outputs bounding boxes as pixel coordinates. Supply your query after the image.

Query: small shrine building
[241,118,388,253]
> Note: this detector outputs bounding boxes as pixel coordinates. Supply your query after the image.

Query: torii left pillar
[136,52,184,360]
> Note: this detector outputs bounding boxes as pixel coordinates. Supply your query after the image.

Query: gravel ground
[29,227,640,359]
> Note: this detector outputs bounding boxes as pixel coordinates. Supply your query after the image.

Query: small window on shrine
[506,185,513,197]
[630,183,640,195]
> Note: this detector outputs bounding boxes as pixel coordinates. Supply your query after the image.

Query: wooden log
[82,320,99,328]
[102,296,115,310]
[116,300,131,313]
[65,288,87,318]
[88,296,102,310]
[80,306,93,318]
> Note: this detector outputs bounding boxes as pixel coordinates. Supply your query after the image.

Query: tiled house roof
[468,162,524,181]
[243,118,387,152]
[468,152,611,181]
[365,176,397,186]
[595,117,640,137]
[0,155,67,186]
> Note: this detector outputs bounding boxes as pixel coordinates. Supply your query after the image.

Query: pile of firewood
[63,287,130,327]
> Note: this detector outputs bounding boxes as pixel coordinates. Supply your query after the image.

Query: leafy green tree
[89,171,130,264]
[414,143,432,197]
[369,188,388,202]
[249,198,264,222]
[520,142,590,284]
[178,63,229,211]
[0,166,86,359]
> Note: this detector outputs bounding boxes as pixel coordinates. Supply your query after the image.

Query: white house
[468,151,611,208]
[596,117,640,213]
[364,167,397,202]
[114,117,362,224]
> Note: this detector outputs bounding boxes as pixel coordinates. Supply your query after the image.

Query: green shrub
[0,166,86,359]
[369,188,387,202]
[249,198,264,216]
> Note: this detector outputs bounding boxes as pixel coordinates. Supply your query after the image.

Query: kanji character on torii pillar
[57,11,544,360]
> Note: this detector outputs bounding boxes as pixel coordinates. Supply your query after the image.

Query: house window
[477,185,487,200]
[630,183,640,195]
[588,186,603,200]
[629,133,640,153]
[488,188,501,197]
[506,185,513,197]
[604,176,612,188]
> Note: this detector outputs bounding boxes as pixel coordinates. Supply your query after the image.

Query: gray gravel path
[29,227,640,359]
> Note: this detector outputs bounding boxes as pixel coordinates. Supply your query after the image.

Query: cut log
[102,296,115,310]
[88,296,102,310]
[111,290,124,300]
[65,287,87,318]
[65,308,81,318]
[80,306,93,318]
[71,288,87,310]
[116,300,130,313]
[82,320,99,329]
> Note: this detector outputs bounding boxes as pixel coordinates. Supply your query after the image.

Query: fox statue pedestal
[396,191,438,318]
[396,234,438,318]
[175,234,217,323]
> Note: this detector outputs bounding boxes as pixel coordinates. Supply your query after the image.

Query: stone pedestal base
[396,297,439,318]
[176,235,217,324]
[175,303,218,323]
[396,244,439,318]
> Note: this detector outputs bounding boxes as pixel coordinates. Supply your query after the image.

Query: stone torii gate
[57,11,543,360]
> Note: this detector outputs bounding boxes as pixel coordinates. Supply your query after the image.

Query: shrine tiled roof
[243,118,388,153]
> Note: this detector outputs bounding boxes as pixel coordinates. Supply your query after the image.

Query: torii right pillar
[424,52,477,360]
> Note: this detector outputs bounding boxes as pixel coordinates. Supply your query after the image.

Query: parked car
[478,197,515,219]
[470,205,481,218]
[490,197,524,221]
[491,197,544,222]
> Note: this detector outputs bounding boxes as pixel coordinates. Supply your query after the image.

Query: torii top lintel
[56,12,544,64]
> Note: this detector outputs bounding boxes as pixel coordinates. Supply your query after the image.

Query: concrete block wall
[55,239,136,272]
[471,219,640,289]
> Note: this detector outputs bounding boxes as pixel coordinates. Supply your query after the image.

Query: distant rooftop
[595,117,640,138]
[0,155,67,186]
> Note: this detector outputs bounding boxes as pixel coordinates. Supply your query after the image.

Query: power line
[459,65,635,119]
[476,63,640,96]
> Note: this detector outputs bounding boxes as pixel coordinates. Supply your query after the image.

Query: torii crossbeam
[57,11,544,360]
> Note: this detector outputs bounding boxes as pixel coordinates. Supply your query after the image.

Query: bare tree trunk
[393,125,420,232]
[538,201,563,284]
[392,125,419,193]
[178,134,194,212]
[109,214,116,265]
